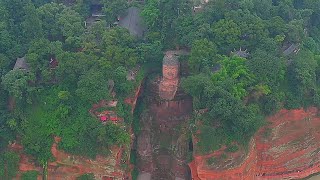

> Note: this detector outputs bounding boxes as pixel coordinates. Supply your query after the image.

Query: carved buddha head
[163,65,178,80]
[162,53,179,80]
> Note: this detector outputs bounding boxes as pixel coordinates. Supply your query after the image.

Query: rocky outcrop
[190,108,320,180]
[11,137,125,180]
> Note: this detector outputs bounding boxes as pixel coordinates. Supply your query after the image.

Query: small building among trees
[14,57,29,71]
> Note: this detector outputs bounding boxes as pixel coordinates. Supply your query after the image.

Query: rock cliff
[10,137,125,180]
[10,84,143,180]
[190,108,320,180]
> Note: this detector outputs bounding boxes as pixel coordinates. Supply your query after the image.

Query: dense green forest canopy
[1,0,320,177]
[0,0,144,174]
[142,0,320,153]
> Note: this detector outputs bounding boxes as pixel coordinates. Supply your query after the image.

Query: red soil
[190,108,320,180]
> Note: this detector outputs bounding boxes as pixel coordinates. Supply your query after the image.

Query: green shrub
[76,173,95,180]
[0,151,20,179]
[21,170,39,180]
[226,144,239,153]
[207,157,216,166]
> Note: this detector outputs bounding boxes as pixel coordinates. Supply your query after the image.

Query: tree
[0,151,20,179]
[58,8,84,39]
[112,66,134,96]
[181,73,211,109]
[0,54,11,77]
[22,3,43,42]
[266,16,287,38]
[20,95,61,165]
[72,0,92,18]
[21,170,39,180]
[203,80,263,144]
[188,39,218,74]
[137,40,163,63]
[176,16,197,47]
[252,0,274,19]
[212,56,255,99]
[76,70,111,103]
[1,0,30,40]
[27,39,63,71]
[56,52,94,88]
[288,49,317,98]
[277,0,296,21]
[248,49,285,89]
[76,173,95,180]
[98,123,130,146]
[0,3,14,54]
[1,70,34,99]
[225,9,268,49]
[141,0,193,47]
[38,2,66,40]
[304,0,320,26]
[102,0,128,24]
[211,19,241,53]
[101,28,139,68]
[141,0,160,29]
[286,19,305,43]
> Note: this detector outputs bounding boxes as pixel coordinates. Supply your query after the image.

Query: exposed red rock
[11,82,144,180]
[125,82,143,113]
[190,108,320,180]
[11,136,126,180]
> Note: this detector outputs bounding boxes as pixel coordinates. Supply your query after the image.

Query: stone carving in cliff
[136,50,192,180]
[159,51,180,100]
[190,108,320,180]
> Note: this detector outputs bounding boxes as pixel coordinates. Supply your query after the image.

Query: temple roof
[119,7,146,37]
[14,57,29,70]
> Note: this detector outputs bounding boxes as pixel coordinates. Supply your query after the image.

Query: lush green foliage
[1,0,320,173]
[1,70,35,99]
[76,173,95,180]
[21,170,39,180]
[176,0,320,153]
[0,151,19,179]
[0,0,146,171]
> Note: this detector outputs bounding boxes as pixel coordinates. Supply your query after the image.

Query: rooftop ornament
[231,47,250,58]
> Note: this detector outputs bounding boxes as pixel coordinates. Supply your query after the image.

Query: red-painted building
[99,111,122,122]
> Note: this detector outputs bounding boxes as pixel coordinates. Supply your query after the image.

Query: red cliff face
[11,137,126,180]
[11,83,144,180]
[190,108,320,180]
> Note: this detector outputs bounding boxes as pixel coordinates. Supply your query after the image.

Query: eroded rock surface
[11,137,126,180]
[190,108,320,180]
